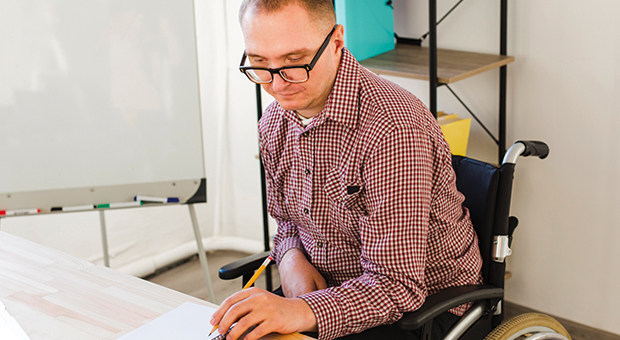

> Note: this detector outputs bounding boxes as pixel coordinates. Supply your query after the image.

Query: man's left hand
[210,287,318,340]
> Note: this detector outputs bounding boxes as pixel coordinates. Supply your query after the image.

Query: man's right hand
[278,248,327,298]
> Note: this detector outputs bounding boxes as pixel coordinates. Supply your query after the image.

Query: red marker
[0,209,41,216]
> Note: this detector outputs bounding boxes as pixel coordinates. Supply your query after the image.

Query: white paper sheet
[118,302,221,340]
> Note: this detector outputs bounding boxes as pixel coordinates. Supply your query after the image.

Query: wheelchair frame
[218,141,571,340]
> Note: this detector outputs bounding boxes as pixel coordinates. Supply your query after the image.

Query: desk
[0,231,311,340]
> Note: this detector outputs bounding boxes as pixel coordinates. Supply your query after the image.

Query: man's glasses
[239,25,338,84]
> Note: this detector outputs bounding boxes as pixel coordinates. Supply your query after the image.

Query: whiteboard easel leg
[99,210,110,267]
[188,204,215,303]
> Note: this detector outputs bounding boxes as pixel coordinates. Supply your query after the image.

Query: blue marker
[134,196,180,204]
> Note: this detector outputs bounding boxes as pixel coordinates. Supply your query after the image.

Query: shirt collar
[318,47,360,131]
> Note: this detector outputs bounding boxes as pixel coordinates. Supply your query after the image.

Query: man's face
[241,3,343,118]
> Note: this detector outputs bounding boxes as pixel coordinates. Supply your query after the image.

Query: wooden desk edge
[0,232,312,340]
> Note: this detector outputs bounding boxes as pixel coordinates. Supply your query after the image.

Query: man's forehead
[241,3,327,53]
[244,39,315,62]
[246,47,312,59]
[242,19,324,59]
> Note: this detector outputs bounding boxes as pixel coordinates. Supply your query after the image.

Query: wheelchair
[219,141,572,340]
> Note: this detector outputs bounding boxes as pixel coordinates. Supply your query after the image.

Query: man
[210,1,483,339]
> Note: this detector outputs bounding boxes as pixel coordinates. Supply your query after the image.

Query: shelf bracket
[421,0,466,41]
[442,84,499,146]
[397,0,466,46]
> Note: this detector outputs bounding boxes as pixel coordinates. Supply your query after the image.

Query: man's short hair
[239,0,336,32]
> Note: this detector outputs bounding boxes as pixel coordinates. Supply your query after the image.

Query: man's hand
[279,248,327,298]
[210,287,317,340]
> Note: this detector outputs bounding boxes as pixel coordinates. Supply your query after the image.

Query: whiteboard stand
[97,203,216,303]
[188,204,216,303]
[99,210,111,268]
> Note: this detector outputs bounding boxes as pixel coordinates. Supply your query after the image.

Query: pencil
[208,256,273,337]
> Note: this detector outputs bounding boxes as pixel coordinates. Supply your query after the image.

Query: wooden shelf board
[359,44,515,84]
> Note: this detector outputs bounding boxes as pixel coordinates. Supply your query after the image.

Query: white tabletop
[0,231,309,340]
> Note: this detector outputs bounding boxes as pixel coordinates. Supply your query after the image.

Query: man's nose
[271,72,289,92]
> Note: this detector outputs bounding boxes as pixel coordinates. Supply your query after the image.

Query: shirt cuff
[299,289,345,340]
[274,237,304,265]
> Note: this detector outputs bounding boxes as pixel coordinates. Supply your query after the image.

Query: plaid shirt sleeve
[299,126,436,340]
[271,220,304,264]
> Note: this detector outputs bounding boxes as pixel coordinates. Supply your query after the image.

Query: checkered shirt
[259,48,483,340]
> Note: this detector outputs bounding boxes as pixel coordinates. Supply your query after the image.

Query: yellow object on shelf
[437,112,471,156]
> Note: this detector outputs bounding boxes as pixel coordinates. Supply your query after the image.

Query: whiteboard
[0,0,205,210]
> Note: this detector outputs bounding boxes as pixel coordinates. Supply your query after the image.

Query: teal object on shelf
[335,0,395,61]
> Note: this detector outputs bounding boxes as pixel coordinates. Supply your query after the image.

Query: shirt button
[304,169,311,175]
[303,208,309,214]
[302,132,309,137]
[317,241,323,248]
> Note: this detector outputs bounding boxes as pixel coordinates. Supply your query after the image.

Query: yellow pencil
[208,256,273,337]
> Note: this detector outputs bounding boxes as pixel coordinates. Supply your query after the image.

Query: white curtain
[195,0,275,253]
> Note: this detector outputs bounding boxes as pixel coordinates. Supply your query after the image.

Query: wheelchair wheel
[484,313,572,340]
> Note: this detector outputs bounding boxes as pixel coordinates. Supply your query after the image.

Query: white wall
[506,1,620,334]
[392,0,620,334]
[2,0,619,335]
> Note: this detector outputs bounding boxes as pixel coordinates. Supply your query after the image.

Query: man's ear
[332,24,345,51]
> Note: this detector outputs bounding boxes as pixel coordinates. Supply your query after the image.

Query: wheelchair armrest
[218,251,272,280]
[395,285,504,330]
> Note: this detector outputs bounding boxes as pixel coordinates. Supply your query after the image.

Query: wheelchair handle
[502,141,549,165]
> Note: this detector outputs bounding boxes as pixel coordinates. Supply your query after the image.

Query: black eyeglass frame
[239,24,339,84]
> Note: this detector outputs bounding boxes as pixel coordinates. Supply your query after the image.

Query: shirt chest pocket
[324,167,364,245]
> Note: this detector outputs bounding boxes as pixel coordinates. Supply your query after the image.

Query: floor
[146,251,619,340]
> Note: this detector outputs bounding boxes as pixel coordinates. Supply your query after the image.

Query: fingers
[211,288,261,333]
[215,295,318,340]
[225,309,268,340]
[219,301,254,336]
[242,321,273,340]
[227,298,296,340]
[211,290,246,325]
[212,288,282,339]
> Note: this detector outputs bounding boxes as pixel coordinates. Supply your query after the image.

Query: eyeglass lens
[245,68,308,84]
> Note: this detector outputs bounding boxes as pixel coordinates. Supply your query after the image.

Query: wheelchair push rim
[483,313,572,340]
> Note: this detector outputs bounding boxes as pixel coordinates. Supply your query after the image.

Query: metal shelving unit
[360,0,513,164]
